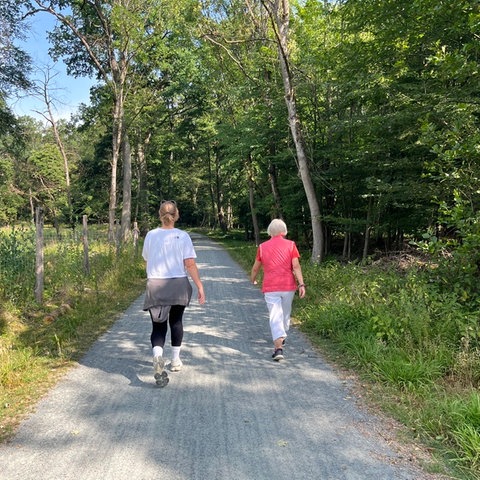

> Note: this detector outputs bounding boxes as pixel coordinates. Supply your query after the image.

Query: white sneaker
[153,356,169,387]
[170,358,183,372]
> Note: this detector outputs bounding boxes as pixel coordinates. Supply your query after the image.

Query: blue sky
[11,12,96,121]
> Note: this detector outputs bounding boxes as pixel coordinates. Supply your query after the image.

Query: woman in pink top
[250,219,306,361]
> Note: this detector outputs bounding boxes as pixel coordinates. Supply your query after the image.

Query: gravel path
[0,234,449,480]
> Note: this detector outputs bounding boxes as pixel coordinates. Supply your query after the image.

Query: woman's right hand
[197,286,206,304]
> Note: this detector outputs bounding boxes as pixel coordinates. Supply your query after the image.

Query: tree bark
[120,130,132,243]
[247,152,261,245]
[109,59,126,242]
[362,197,372,262]
[135,131,151,235]
[268,160,283,219]
[215,148,227,232]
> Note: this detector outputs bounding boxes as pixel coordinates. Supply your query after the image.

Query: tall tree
[199,0,299,238]
[25,0,195,242]
[260,0,324,262]
[29,65,74,224]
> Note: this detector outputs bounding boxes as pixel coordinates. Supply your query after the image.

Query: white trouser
[264,291,295,341]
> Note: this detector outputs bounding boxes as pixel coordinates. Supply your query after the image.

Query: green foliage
[452,423,480,471]
[0,0,32,93]
[44,240,97,298]
[0,227,36,302]
[0,0,475,261]
[0,225,143,308]
[371,348,450,391]
[450,349,480,388]
[434,393,480,470]
[412,193,480,333]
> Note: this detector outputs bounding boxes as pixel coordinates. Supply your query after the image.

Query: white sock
[153,346,163,358]
[171,346,181,360]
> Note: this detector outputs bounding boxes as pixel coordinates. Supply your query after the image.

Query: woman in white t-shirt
[142,200,205,387]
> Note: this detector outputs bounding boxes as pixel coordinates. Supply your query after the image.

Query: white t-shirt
[142,228,197,279]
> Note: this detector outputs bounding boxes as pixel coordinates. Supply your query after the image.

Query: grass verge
[0,244,145,443]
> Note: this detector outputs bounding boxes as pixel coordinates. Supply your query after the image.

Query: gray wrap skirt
[143,277,193,311]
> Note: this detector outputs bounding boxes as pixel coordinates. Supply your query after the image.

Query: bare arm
[250,259,262,285]
[184,258,206,304]
[292,257,306,299]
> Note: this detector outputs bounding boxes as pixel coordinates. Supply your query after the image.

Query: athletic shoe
[170,358,183,372]
[153,356,169,387]
[272,348,284,361]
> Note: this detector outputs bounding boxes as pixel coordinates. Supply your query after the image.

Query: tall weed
[369,348,451,391]
[335,331,384,369]
[450,349,480,388]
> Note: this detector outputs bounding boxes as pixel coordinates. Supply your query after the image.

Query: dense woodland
[1,0,479,262]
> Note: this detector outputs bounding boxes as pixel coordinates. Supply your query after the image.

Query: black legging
[150,305,186,348]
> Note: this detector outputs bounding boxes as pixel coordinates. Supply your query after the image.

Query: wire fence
[0,210,141,305]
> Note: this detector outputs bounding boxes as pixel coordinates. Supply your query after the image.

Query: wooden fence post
[133,221,140,257]
[115,220,121,257]
[34,206,44,304]
[82,215,90,275]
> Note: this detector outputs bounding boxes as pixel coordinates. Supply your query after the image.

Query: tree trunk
[207,145,217,228]
[120,130,132,243]
[215,148,227,232]
[108,86,124,242]
[342,231,349,260]
[362,197,372,262]
[262,0,324,262]
[268,160,283,219]
[136,132,151,235]
[34,207,44,304]
[247,152,261,245]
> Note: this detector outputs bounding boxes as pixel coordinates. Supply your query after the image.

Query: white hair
[267,219,287,237]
